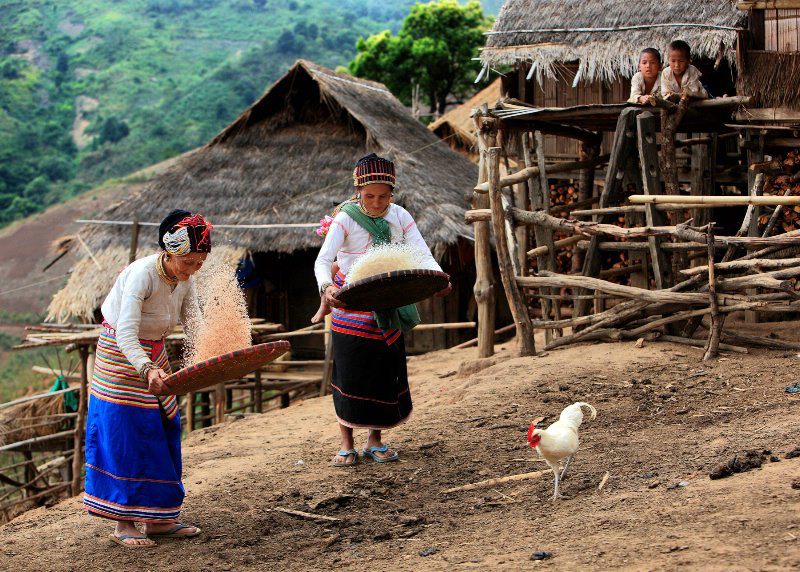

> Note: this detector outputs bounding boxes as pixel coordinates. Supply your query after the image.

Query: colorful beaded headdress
[352,153,396,189]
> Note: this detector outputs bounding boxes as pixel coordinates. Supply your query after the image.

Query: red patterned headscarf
[158,210,213,254]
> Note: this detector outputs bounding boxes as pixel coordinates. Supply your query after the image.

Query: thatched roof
[429,78,503,156]
[49,60,476,321]
[82,60,475,254]
[481,1,746,84]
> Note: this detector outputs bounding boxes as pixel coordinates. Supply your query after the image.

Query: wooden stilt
[524,132,558,342]
[704,223,722,362]
[487,146,535,356]
[473,112,496,358]
[576,108,640,318]
[636,112,672,289]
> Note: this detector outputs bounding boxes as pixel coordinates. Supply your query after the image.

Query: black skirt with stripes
[331,330,412,430]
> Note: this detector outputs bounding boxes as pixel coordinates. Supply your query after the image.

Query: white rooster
[527,402,597,500]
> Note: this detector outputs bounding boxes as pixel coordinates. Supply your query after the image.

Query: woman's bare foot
[113,521,155,547]
[311,305,329,324]
[144,522,201,537]
[333,424,357,466]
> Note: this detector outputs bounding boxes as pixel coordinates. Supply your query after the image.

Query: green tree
[348,0,491,115]
[99,117,130,144]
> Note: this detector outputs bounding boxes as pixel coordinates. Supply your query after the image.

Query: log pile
[759,150,800,236]
[468,202,800,359]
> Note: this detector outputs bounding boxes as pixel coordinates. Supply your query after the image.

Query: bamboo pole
[488,146,535,356]
[629,194,800,206]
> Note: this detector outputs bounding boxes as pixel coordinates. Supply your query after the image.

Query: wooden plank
[735,107,800,121]
[637,112,672,289]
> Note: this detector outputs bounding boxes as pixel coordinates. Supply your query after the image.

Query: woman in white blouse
[83,209,211,548]
[314,154,450,468]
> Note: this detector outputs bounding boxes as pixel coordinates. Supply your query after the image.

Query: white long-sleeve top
[660,65,708,99]
[101,253,199,374]
[627,72,661,103]
[314,203,442,291]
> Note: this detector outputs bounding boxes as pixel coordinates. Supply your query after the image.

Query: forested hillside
[0,0,499,227]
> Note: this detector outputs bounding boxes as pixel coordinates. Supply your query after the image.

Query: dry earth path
[1,338,799,571]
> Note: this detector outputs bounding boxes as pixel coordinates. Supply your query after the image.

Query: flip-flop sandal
[147,523,202,538]
[108,533,157,548]
[363,444,399,463]
[333,449,358,467]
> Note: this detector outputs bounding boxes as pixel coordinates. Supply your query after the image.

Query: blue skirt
[83,330,184,523]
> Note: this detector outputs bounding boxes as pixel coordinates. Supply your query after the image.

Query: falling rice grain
[183,255,252,365]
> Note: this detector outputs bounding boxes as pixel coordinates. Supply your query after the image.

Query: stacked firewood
[516,209,800,359]
[759,150,800,235]
[548,181,578,274]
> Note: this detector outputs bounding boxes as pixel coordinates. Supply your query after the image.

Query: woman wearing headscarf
[314,154,451,467]
[83,210,211,548]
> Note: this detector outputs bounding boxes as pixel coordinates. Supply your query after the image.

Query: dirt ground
[1,330,799,571]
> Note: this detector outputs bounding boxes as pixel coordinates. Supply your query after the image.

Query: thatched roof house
[49,61,477,348]
[429,79,503,162]
[481,0,745,85]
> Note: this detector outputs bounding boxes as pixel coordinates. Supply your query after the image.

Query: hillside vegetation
[0,0,498,228]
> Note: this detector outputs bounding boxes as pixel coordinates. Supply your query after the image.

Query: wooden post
[128,217,140,264]
[186,392,195,432]
[636,112,672,289]
[576,108,639,318]
[745,130,765,324]
[704,223,721,362]
[659,98,690,198]
[575,141,599,272]
[690,136,714,230]
[199,391,211,428]
[254,369,263,412]
[488,146,536,356]
[214,383,225,424]
[319,313,333,397]
[513,135,530,275]
[473,112,496,358]
[526,131,562,341]
[71,345,90,496]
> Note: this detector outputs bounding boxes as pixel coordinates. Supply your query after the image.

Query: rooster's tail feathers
[578,402,597,421]
[558,402,597,428]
